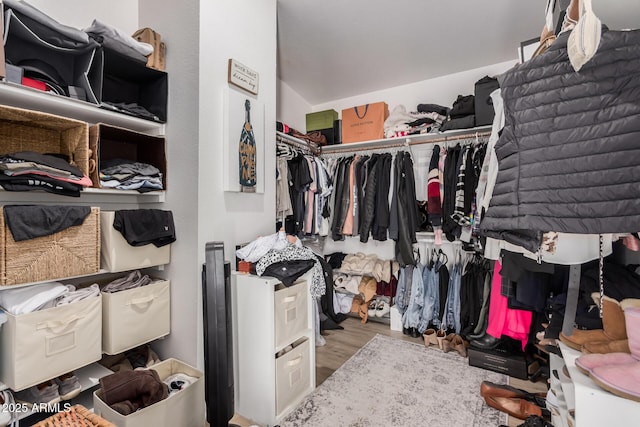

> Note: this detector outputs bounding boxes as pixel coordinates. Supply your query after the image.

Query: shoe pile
[480,380,550,421]
[15,372,82,406]
[422,328,469,357]
[367,298,391,318]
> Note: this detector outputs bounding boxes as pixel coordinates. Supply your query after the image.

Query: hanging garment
[372,153,392,241]
[288,154,312,236]
[276,157,293,221]
[418,259,441,332]
[394,151,419,266]
[442,145,461,241]
[441,262,462,333]
[481,28,640,251]
[485,260,533,351]
[359,154,379,242]
[401,264,424,330]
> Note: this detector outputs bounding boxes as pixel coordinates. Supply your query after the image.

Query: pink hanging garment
[486,259,533,351]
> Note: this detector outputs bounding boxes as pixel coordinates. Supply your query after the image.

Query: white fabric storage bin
[0,295,102,391]
[100,211,171,273]
[94,358,205,427]
[102,280,171,355]
[274,281,308,350]
[275,339,311,415]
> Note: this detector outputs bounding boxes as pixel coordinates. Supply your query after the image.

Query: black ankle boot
[470,333,501,350]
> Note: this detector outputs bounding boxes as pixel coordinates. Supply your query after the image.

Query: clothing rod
[276,131,321,155]
[320,126,491,155]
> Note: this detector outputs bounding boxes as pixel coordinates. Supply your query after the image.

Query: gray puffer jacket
[481,27,640,251]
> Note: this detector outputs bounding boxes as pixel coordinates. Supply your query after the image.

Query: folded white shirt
[0,282,68,315]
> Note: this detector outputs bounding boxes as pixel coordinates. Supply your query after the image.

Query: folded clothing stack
[100,158,163,192]
[0,151,92,197]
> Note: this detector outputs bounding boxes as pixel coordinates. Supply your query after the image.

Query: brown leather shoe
[484,395,548,420]
[480,381,546,402]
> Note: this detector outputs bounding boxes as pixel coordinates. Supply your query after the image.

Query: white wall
[198,0,277,264]
[197,0,277,369]
[137,0,201,366]
[27,0,139,34]
[311,60,516,116]
[277,79,310,132]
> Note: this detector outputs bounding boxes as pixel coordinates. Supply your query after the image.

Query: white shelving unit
[0,81,164,135]
[559,342,640,427]
[232,272,316,426]
[0,68,170,422]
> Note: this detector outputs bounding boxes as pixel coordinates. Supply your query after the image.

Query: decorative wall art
[223,87,264,193]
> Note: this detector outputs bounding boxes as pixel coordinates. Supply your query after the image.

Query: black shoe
[470,333,501,350]
[410,328,421,338]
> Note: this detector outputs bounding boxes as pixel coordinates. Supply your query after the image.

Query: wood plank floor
[231,317,548,427]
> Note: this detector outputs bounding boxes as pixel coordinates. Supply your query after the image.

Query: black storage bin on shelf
[2,0,101,103]
[93,47,168,123]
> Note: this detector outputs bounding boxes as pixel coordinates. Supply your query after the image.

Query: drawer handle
[283,296,297,303]
[286,356,302,367]
[127,295,155,306]
[36,314,83,333]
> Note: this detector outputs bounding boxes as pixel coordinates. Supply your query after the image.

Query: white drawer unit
[232,272,315,426]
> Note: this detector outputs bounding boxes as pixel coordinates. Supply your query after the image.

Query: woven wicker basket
[33,404,116,427]
[1,206,100,285]
[0,105,89,176]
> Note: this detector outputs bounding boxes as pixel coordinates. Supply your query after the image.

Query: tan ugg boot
[559,296,627,351]
[582,339,630,354]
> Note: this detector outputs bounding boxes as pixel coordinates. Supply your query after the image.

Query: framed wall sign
[228,59,259,95]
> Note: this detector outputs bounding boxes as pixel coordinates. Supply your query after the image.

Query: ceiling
[277,0,640,106]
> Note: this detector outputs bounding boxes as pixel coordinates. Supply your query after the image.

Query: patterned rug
[281,334,507,427]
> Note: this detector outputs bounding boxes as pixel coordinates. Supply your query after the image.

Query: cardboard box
[341,102,389,143]
[94,358,205,427]
[89,123,167,190]
[132,28,165,71]
[102,279,170,355]
[306,109,338,132]
[0,296,102,390]
[100,211,171,272]
[468,346,528,380]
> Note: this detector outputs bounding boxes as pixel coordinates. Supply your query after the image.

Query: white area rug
[281,334,507,427]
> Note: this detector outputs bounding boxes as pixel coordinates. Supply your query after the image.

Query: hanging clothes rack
[276,131,321,156]
[319,126,491,155]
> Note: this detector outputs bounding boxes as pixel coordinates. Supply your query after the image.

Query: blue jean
[395,266,412,315]
[418,261,441,332]
[402,264,424,329]
[442,262,462,333]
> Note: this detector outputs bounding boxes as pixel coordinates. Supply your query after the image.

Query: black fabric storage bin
[2,2,101,103]
[93,47,168,123]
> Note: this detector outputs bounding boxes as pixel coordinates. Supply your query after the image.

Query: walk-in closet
[0,1,639,427]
